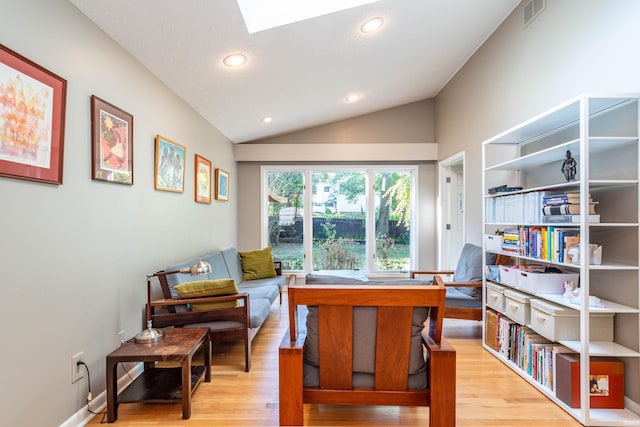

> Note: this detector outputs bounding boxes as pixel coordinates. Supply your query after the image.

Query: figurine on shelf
[563,280,578,299]
[561,150,577,181]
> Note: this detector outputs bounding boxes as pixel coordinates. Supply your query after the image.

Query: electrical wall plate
[71,352,84,383]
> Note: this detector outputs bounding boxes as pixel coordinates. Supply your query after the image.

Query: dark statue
[561,150,577,181]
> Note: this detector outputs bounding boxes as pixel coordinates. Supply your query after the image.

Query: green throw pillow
[239,246,276,280]
[174,279,239,311]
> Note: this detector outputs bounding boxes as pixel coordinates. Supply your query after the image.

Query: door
[439,153,465,270]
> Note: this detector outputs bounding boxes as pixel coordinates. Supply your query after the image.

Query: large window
[263,166,416,273]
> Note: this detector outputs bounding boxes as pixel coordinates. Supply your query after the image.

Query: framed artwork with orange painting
[0,43,67,184]
[194,154,212,203]
[91,95,134,185]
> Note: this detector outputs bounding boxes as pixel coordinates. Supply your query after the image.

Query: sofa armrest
[274,261,283,276]
[150,293,250,328]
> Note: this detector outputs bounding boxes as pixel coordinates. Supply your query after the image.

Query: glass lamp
[134,260,212,343]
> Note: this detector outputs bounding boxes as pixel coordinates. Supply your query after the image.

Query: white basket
[518,271,578,294]
[485,234,504,251]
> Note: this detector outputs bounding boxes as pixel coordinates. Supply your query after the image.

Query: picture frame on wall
[194,154,212,204]
[90,95,134,185]
[215,168,230,201]
[0,43,67,185]
[154,135,186,192]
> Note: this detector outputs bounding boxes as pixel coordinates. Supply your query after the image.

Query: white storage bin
[529,299,614,341]
[486,282,507,313]
[485,234,504,251]
[517,271,579,294]
[503,289,531,325]
[498,266,519,288]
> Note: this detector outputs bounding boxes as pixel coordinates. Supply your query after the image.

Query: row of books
[486,310,573,393]
[486,190,600,224]
[499,226,580,262]
[542,191,600,224]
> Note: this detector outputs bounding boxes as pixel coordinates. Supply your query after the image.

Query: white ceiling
[70,0,519,143]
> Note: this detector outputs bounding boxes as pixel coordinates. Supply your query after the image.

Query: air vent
[523,0,545,28]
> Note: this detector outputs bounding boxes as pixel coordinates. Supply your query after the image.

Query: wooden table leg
[204,334,211,382]
[106,359,118,423]
[181,357,192,419]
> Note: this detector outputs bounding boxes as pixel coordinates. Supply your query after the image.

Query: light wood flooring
[88,291,582,426]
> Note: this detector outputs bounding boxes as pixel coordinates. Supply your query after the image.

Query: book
[542,203,597,215]
[542,214,600,223]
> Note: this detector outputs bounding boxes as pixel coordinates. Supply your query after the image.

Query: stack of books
[541,191,600,223]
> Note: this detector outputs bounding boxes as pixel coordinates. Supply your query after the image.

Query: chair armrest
[442,281,482,288]
[410,270,455,278]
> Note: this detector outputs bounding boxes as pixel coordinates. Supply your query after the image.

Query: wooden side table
[106,327,211,422]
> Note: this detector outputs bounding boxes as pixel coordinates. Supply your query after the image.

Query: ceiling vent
[523,0,545,28]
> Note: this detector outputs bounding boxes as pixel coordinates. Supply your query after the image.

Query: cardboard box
[555,353,624,409]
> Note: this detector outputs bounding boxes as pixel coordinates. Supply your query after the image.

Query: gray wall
[0,1,236,425]
[436,0,640,244]
[236,100,438,269]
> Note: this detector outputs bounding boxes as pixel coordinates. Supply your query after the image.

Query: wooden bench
[279,276,456,426]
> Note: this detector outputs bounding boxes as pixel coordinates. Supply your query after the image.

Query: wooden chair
[411,245,510,321]
[279,276,456,427]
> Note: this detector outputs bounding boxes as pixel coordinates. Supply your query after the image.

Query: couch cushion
[239,275,286,292]
[453,243,496,299]
[238,247,277,280]
[221,247,244,284]
[247,298,273,329]
[304,274,366,285]
[174,279,239,311]
[303,305,429,375]
[445,287,483,308]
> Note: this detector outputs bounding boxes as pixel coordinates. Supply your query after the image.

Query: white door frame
[438,152,465,270]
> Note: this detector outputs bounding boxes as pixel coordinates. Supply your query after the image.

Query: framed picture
[215,168,230,201]
[194,154,212,204]
[154,135,186,192]
[91,96,134,185]
[0,43,67,184]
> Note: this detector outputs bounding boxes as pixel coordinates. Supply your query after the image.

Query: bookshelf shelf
[482,94,640,426]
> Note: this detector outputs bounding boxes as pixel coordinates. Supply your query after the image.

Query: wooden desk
[106,327,211,422]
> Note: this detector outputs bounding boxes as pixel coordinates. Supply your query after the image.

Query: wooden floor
[89,292,583,426]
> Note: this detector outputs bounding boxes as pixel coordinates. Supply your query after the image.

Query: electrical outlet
[71,352,84,383]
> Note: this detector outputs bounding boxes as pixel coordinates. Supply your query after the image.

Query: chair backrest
[287,279,446,391]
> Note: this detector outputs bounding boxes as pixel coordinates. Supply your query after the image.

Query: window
[263,166,416,273]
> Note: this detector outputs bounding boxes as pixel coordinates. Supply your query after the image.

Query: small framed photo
[0,43,67,185]
[154,135,186,192]
[91,96,134,185]
[215,168,230,201]
[194,154,212,204]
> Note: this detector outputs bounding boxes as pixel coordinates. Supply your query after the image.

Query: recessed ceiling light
[360,17,384,33]
[261,116,273,123]
[345,94,361,103]
[223,53,247,67]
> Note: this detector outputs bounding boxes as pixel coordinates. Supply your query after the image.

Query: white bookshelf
[482,94,640,426]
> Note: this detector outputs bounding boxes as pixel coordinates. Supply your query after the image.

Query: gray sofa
[156,247,286,371]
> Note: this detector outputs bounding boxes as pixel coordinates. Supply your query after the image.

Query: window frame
[261,165,419,275]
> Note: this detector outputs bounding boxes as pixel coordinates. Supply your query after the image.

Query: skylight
[236,0,381,34]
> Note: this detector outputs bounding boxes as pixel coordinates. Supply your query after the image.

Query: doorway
[438,152,465,270]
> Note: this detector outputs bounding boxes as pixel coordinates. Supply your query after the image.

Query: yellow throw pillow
[174,279,239,311]
[239,246,276,280]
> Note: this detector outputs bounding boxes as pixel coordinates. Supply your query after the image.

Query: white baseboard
[59,362,143,427]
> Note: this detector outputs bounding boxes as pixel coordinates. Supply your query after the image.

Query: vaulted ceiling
[70,0,520,143]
